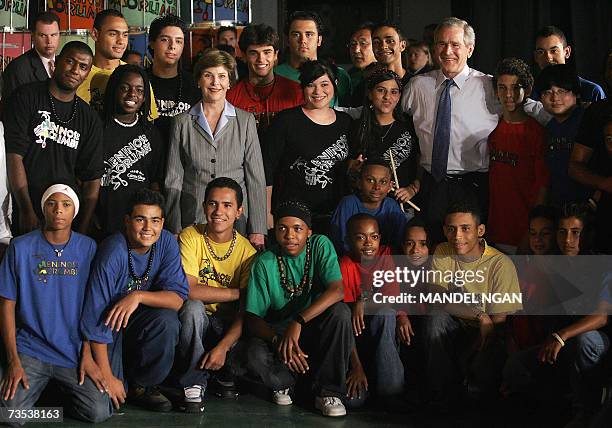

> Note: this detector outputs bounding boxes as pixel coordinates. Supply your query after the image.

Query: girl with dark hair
[349,69,419,205]
[97,64,163,237]
[263,59,352,234]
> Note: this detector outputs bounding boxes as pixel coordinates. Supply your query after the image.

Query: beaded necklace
[48,92,78,125]
[276,239,312,299]
[204,228,237,261]
[127,243,156,292]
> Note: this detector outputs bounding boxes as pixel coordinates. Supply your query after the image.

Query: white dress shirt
[401,66,499,174]
[0,122,13,245]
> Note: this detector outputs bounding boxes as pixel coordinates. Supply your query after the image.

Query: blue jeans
[109,306,181,388]
[355,309,405,396]
[0,353,112,426]
[175,300,231,388]
[504,330,610,412]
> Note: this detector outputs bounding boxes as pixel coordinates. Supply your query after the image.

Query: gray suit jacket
[165,102,267,235]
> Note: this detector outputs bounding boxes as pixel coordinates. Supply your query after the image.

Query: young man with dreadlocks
[96,64,164,238]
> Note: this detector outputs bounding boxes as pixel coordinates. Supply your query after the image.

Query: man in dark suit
[2,12,60,101]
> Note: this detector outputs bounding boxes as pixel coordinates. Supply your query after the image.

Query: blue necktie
[431,79,454,181]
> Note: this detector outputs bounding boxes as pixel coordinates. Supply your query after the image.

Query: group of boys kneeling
[0,157,610,425]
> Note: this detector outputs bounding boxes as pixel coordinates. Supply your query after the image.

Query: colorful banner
[47,0,105,31]
[236,0,248,24]
[109,0,177,28]
[0,0,28,29]
[214,0,235,22]
[0,31,31,72]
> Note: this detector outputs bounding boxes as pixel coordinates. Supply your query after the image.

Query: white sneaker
[272,388,292,405]
[315,396,346,417]
[181,385,205,413]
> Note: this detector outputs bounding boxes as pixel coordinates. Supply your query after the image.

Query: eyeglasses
[541,88,572,98]
[347,40,371,49]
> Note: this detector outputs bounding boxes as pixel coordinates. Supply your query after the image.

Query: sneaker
[209,377,239,399]
[181,385,205,413]
[272,388,292,406]
[315,396,347,417]
[128,385,172,412]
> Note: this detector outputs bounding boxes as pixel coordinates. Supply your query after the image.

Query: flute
[388,149,421,212]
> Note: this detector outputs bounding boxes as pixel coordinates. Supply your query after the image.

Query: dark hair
[493,57,534,96]
[355,69,404,156]
[372,21,406,42]
[445,200,482,226]
[285,10,323,35]
[122,50,141,61]
[58,41,93,59]
[93,9,124,31]
[528,205,558,226]
[347,213,379,236]
[535,25,568,47]
[238,23,280,53]
[103,64,152,127]
[298,59,337,94]
[403,216,431,248]
[216,43,236,56]
[204,177,244,208]
[360,157,391,176]
[32,11,60,32]
[351,21,375,38]
[558,202,593,254]
[535,64,580,96]
[148,15,186,56]
[217,26,238,40]
[126,188,165,216]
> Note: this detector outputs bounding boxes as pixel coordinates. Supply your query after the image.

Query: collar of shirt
[435,65,470,90]
[36,51,55,77]
[190,99,236,139]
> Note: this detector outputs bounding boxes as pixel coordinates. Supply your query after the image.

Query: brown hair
[193,48,236,81]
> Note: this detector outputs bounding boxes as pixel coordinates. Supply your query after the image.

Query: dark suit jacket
[2,49,49,101]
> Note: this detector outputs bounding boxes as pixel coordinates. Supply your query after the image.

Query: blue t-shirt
[80,230,189,344]
[545,106,589,206]
[330,193,410,254]
[0,230,96,368]
[532,76,606,103]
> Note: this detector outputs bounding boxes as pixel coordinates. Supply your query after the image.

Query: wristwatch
[293,314,306,326]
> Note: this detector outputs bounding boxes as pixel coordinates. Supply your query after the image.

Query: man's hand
[200,344,228,371]
[249,233,265,252]
[1,359,29,400]
[396,315,414,345]
[351,300,365,336]
[19,209,39,234]
[346,365,368,400]
[394,185,418,203]
[106,375,126,410]
[105,292,141,332]
[538,336,563,365]
[478,313,495,351]
[278,321,308,373]
[79,353,108,393]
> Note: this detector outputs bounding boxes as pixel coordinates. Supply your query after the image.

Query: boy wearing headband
[245,200,353,417]
[175,178,257,412]
[80,189,189,413]
[0,184,112,423]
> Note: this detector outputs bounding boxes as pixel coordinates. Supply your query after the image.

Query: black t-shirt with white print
[147,68,200,144]
[98,118,163,236]
[4,80,103,218]
[263,106,352,215]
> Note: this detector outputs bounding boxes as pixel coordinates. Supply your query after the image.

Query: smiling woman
[165,49,267,250]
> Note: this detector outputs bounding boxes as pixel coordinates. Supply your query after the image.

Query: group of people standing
[0,6,610,426]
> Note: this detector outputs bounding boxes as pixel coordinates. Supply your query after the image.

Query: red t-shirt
[340,246,399,302]
[226,75,304,134]
[488,117,549,246]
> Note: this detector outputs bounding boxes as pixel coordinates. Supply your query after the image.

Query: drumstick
[388,149,421,212]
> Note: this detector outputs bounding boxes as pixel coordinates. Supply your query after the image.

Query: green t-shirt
[274,62,353,107]
[245,234,342,324]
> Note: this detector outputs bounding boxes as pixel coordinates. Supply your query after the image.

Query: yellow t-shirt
[179,224,256,319]
[77,61,159,120]
[431,240,523,314]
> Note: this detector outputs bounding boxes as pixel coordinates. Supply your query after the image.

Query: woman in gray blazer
[165,49,266,249]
